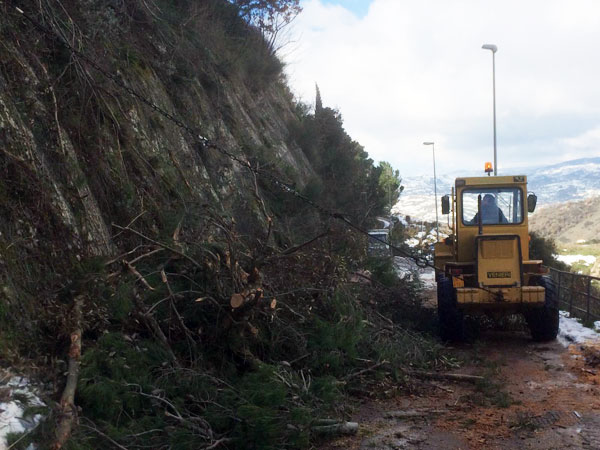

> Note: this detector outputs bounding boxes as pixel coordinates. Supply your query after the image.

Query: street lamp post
[482,44,498,176]
[423,142,439,240]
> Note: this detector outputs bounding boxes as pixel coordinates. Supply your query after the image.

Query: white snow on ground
[557,311,600,347]
[0,376,44,450]
[426,231,442,242]
[405,238,420,247]
[419,267,436,289]
[394,215,408,226]
[555,254,597,266]
[376,217,391,229]
[393,257,436,289]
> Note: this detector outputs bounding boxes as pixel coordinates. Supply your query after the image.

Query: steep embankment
[0,0,312,343]
[1,2,313,245]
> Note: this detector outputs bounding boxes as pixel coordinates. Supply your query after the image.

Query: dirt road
[326,325,600,449]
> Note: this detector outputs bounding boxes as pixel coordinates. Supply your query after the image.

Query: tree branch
[52,294,84,450]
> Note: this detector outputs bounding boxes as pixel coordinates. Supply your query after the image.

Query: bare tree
[229,0,301,53]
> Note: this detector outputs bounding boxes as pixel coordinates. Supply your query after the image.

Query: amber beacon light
[484,162,493,175]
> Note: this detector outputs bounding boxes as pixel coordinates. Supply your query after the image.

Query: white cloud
[559,125,600,160]
[284,0,600,177]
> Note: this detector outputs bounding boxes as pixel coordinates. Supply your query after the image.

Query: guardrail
[549,268,600,323]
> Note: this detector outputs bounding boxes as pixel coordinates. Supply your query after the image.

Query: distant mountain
[394,157,600,222]
[526,158,600,204]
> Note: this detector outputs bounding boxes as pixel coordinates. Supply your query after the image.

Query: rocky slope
[0,0,314,343]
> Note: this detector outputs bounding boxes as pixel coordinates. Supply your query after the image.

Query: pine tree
[315,83,323,116]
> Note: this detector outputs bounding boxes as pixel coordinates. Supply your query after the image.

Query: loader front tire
[525,276,559,342]
[437,276,464,342]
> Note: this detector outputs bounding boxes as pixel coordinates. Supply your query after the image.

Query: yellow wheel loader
[433,166,559,342]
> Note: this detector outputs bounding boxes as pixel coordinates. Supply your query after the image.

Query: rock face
[0,1,313,342]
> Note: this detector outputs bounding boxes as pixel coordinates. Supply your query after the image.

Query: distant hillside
[527,157,600,204]
[395,157,600,222]
[529,196,600,244]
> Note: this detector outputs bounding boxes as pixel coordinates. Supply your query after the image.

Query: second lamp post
[423,142,439,240]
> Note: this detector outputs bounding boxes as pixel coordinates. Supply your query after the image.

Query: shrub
[529,232,569,271]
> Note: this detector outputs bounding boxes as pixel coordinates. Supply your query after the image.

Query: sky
[283,0,600,178]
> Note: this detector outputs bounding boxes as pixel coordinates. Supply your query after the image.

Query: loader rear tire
[437,276,464,342]
[525,276,559,342]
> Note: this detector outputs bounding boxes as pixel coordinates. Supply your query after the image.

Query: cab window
[461,188,523,226]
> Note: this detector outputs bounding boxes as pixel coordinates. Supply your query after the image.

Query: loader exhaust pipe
[477,194,483,235]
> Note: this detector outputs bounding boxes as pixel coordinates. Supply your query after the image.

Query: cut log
[313,418,340,426]
[344,360,388,380]
[230,293,244,309]
[407,370,484,383]
[312,422,358,436]
[52,295,84,450]
[230,288,264,310]
[384,409,448,419]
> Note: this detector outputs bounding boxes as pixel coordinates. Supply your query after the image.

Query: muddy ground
[325,314,600,449]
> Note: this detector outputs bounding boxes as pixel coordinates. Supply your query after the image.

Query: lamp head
[423,142,434,146]
[482,44,498,53]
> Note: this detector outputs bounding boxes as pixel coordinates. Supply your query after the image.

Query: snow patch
[376,217,391,229]
[557,311,600,347]
[393,257,435,288]
[555,254,597,266]
[420,268,436,289]
[405,238,420,247]
[394,215,408,226]
[0,376,44,450]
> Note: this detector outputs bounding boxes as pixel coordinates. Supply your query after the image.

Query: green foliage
[0,297,17,358]
[365,257,398,287]
[77,333,316,449]
[5,432,29,449]
[78,333,169,422]
[308,291,365,376]
[306,285,442,379]
[289,96,394,224]
[529,232,569,271]
[226,365,312,449]
[389,219,406,248]
[69,250,444,449]
[107,281,134,322]
[378,161,404,214]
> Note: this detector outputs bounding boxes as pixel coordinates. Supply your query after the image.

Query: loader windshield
[462,187,523,225]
